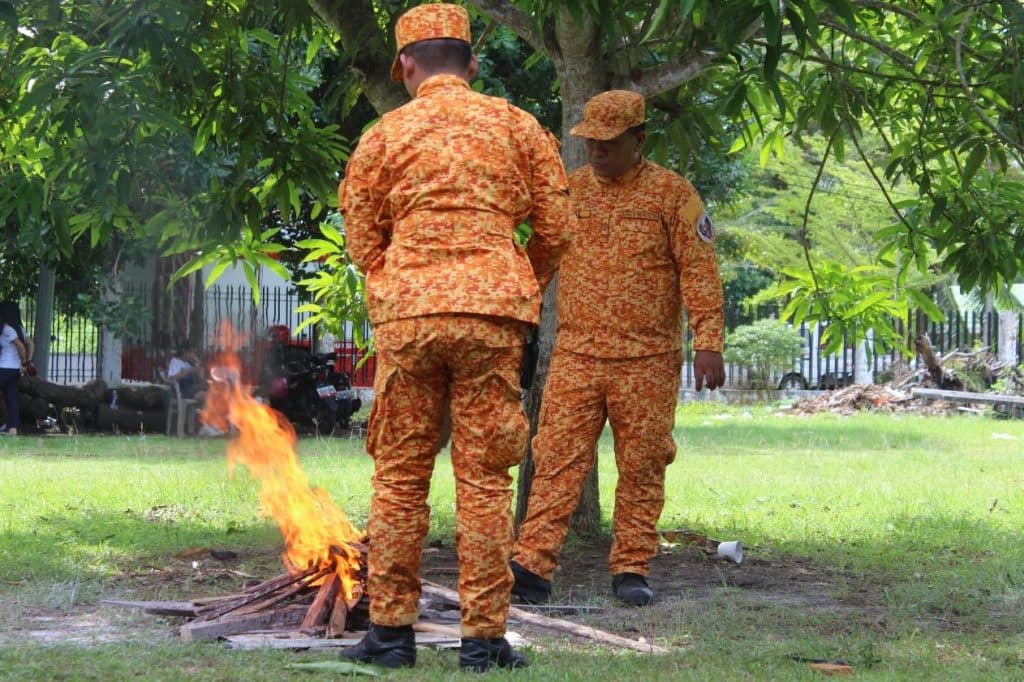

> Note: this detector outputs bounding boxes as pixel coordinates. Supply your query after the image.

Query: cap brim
[390,55,403,82]
[569,121,629,141]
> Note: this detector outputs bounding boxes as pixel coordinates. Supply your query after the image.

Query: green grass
[1,407,1023,680]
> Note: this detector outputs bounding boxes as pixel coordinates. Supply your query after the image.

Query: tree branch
[818,17,916,70]
[620,49,714,98]
[465,0,547,56]
[799,130,837,319]
[955,7,1024,157]
[309,0,407,114]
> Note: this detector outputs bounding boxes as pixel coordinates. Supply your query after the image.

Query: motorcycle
[262,343,361,434]
[313,352,362,431]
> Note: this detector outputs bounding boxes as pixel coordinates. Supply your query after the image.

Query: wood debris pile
[789,334,1023,417]
[786,384,940,416]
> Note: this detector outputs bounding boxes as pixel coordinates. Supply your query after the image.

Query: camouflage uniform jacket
[339,75,573,327]
[558,159,725,357]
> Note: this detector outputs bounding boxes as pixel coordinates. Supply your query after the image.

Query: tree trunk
[516,10,605,536]
[32,264,55,381]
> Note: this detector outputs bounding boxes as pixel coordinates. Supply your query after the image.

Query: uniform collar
[416,74,471,98]
[593,157,647,186]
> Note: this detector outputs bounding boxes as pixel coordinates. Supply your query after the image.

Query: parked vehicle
[261,330,361,433]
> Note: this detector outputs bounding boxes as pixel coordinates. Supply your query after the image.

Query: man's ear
[466,54,479,80]
[635,130,647,149]
[400,52,416,81]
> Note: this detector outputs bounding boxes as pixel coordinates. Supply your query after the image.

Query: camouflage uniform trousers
[514,347,682,580]
[366,314,528,639]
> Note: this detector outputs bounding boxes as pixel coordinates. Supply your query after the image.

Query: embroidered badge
[697,214,715,243]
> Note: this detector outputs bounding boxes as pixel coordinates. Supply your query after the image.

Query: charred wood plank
[300,575,341,633]
[195,566,320,619]
[179,605,308,641]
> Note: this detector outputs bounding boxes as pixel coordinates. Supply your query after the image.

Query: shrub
[724,319,805,389]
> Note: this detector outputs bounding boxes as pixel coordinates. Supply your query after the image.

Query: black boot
[459,637,529,672]
[612,573,654,606]
[339,624,416,669]
[510,560,551,604]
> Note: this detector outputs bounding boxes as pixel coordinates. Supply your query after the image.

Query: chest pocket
[573,206,605,235]
[617,209,667,259]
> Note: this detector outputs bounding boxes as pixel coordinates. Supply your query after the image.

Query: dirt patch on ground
[419,537,887,644]
[2,539,885,648]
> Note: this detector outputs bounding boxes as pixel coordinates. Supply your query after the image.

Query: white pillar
[998,311,1019,366]
[855,329,874,385]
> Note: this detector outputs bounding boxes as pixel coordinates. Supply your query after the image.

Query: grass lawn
[1,404,1022,680]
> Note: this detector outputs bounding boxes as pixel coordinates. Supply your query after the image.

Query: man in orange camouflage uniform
[511,90,725,607]
[337,3,572,672]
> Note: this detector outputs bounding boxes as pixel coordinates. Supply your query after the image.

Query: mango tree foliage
[726,0,1024,333]
[0,0,349,284]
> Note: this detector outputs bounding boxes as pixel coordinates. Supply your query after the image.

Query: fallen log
[94,404,165,433]
[17,375,106,407]
[419,581,669,654]
[911,387,1024,406]
[180,604,308,641]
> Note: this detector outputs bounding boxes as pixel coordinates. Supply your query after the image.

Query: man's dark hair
[403,38,472,75]
[628,123,647,136]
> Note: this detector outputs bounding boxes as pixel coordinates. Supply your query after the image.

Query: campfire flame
[201,327,364,603]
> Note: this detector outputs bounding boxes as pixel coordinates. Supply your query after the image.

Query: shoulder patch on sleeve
[697,214,715,243]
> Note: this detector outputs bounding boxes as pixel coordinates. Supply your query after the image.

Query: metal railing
[18,289,1023,389]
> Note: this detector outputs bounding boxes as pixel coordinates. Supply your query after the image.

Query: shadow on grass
[0,508,280,585]
[553,510,1024,637]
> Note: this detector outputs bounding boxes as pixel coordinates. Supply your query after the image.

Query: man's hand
[693,350,725,391]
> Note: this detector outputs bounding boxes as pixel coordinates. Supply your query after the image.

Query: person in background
[511,90,726,608]
[167,341,206,401]
[0,301,34,375]
[0,304,30,435]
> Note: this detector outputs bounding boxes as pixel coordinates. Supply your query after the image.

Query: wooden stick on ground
[326,589,349,638]
[419,581,669,654]
[195,566,321,619]
[230,567,332,617]
[300,574,341,633]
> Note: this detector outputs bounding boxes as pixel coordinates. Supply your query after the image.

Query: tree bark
[516,9,606,536]
[32,264,55,381]
[308,0,409,115]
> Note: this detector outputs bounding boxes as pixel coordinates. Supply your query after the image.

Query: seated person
[166,342,206,401]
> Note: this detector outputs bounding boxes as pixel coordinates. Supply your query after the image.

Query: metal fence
[698,304,1023,389]
[18,289,1024,389]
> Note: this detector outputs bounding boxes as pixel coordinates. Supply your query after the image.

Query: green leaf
[641,0,672,42]
[171,250,223,282]
[242,261,260,303]
[961,144,987,187]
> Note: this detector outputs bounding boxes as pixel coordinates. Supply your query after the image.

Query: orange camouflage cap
[569,90,646,140]
[391,3,472,82]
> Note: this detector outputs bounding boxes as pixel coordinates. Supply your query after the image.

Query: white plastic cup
[716,540,743,564]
